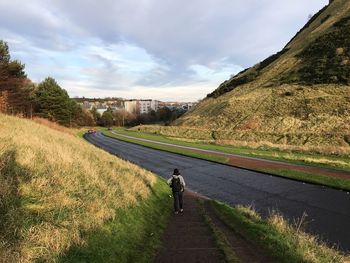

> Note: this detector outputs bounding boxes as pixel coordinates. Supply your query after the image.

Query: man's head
[173,168,180,175]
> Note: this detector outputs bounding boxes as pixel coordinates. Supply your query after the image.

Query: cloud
[0,0,328,101]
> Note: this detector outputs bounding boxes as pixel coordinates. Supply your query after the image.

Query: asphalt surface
[85,132,350,252]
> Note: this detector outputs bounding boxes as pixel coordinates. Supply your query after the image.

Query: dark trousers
[173,191,183,212]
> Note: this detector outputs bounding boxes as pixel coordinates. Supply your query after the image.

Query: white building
[124,100,140,115]
[97,108,107,115]
[124,99,159,115]
[139,100,159,114]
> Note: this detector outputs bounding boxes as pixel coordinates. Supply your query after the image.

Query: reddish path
[110,131,350,180]
[225,154,350,180]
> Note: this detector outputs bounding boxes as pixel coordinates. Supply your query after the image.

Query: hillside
[0,114,170,262]
[175,0,350,147]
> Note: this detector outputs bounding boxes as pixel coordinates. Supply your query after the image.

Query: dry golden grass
[31,117,76,135]
[132,124,350,158]
[267,211,348,263]
[0,114,157,262]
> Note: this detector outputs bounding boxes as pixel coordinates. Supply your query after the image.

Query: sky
[0,0,328,101]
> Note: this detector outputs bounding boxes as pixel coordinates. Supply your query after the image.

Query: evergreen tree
[34,77,80,126]
[100,107,114,127]
[0,40,30,115]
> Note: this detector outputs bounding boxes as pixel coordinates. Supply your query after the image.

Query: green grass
[199,201,240,263]
[209,200,349,263]
[76,129,86,139]
[261,168,350,191]
[102,129,229,164]
[106,127,350,172]
[58,179,172,263]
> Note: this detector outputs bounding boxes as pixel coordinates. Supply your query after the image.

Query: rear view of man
[167,168,186,214]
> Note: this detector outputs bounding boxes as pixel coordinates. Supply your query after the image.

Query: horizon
[1,0,328,101]
[72,96,198,103]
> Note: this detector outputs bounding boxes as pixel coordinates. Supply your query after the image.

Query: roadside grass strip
[102,129,350,191]
[261,168,350,192]
[108,127,350,172]
[102,130,229,164]
[209,200,349,263]
[199,201,241,263]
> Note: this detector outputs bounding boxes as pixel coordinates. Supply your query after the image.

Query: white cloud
[0,0,328,100]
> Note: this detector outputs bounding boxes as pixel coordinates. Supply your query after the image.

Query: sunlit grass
[0,114,171,262]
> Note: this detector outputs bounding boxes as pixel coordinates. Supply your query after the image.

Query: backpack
[171,177,182,192]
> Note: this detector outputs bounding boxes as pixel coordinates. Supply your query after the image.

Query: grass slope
[0,114,171,262]
[174,0,350,148]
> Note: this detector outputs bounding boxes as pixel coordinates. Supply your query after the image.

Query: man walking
[167,168,186,214]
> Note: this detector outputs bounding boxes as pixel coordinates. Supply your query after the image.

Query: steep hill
[176,0,350,147]
[0,114,170,262]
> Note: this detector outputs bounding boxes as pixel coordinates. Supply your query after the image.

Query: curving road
[85,132,350,252]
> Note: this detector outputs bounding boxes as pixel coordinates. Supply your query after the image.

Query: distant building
[124,100,140,115]
[181,103,194,110]
[139,99,159,114]
[124,99,159,115]
[82,101,91,110]
[97,108,108,115]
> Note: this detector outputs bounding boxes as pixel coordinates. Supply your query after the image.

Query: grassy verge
[76,129,86,139]
[102,129,350,191]
[0,114,172,262]
[209,200,349,263]
[102,129,229,164]
[108,127,350,172]
[58,179,171,263]
[261,168,350,191]
[199,201,240,263]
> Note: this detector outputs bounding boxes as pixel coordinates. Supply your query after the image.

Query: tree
[0,40,30,115]
[113,109,131,126]
[76,109,95,126]
[90,106,101,124]
[156,107,172,122]
[34,77,80,126]
[100,108,114,127]
[0,40,10,63]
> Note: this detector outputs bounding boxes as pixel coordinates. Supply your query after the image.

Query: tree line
[93,106,185,127]
[0,40,185,128]
[0,40,94,126]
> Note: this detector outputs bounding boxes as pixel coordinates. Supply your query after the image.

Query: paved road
[85,132,350,252]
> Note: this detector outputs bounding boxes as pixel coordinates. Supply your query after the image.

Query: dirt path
[110,131,350,180]
[202,202,276,263]
[154,192,224,263]
[155,192,276,263]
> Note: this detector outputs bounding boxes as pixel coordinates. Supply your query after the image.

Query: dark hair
[173,168,180,175]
